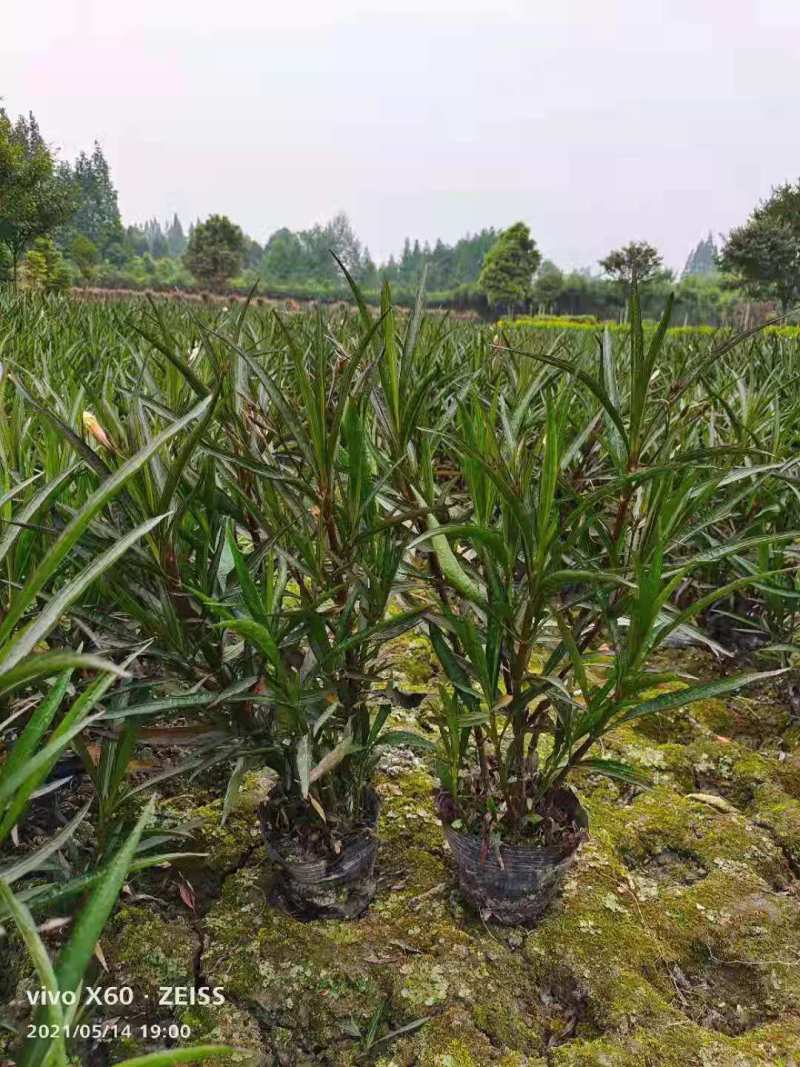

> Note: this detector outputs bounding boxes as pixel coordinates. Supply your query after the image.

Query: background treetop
[599,240,664,285]
[720,180,800,312]
[478,221,541,311]
[2,103,798,328]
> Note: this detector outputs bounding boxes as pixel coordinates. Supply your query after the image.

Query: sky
[3,0,800,272]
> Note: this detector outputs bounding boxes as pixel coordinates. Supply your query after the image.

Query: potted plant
[197,309,429,918]
[413,289,789,923]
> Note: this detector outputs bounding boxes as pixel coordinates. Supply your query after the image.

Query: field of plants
[2,278,800,1067]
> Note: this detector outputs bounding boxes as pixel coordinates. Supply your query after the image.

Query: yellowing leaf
[308,793,327,823]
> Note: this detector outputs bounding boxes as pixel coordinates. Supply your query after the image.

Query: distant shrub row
[498,315,800,338]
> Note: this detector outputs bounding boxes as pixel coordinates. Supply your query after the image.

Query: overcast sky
[4,0,799,271]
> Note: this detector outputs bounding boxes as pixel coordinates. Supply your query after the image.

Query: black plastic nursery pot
[259,787,380,920]
[442,788,588,925]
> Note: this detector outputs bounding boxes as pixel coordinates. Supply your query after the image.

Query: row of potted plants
[156,281,786,926]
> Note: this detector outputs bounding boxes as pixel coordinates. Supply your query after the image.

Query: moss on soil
[15,643,799,1066]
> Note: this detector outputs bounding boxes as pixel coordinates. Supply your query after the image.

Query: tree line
[1,106,798,323]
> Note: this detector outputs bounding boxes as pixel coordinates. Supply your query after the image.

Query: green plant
[599,239,664,287]
[478,221,540,313]
[183,215,245,291]
[0,802,232,1067]
[0,110,76,289]
[194,297,433,853]
[721,180,800,312]
[0,407,205,845]
[2,269,800,1041]
[419,284,793,844]
[340,1001,428,1060]
[24,238,71,293]
[0,398,215,1060]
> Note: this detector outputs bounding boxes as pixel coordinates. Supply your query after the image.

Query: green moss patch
[91,663,800,1065]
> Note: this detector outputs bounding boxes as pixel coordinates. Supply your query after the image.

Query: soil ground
[3,640,800,1066]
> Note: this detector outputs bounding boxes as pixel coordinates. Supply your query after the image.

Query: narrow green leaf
[377,730,437,752]
[112,1047,234,1067]
[296,734,311,798]
[577,758,652,787]
[54,799,156,998]
[618,670,786,725]
[221,757,248,826]
[0,881,66,1062]
[0,468,75,570]
[0,652,126,700]
[0,802,90,885]
[0,671,72,801]
[0,395,211,645]
[157,383,221,515]
[0,513,170,675]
